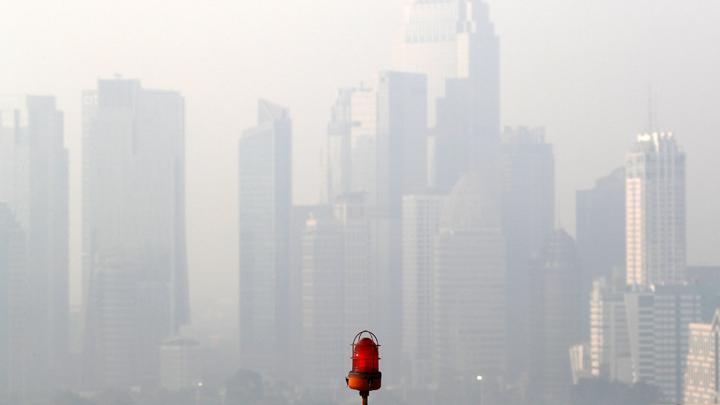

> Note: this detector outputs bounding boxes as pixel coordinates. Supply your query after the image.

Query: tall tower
[501,127,555,378]
[82,79,188,389]
[528,230,581,405]
[625,133,686,287]
[432,173,505,402]
[0,95,69,400]
[238,99,292,375]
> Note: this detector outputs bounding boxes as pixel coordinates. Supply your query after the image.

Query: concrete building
[502,126,555,378]
[238,99,292,376]
[401,193,445,386]
[577,168,625,338]
[0,204,27,404]
[528,230,581,405]
[159,337,200,392]
[624,285,702,403]
[432,173,505,399]
[626,133,686,287]
[0,95,69,398]
[683,311,720,404]
[82,79,189,389]
[588,274,633,383]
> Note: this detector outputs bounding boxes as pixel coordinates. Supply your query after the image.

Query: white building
[159,337,200,392]
[683,311,720,404]
[625,132,686,287]
[588,275,633,384]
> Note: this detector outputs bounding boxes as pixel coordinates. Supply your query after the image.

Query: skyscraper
[528,230,581,405]
[624,285,702,403]
[396,0,499,131]
[432,173,505,401]
[326,85,378,201]
[577,168,625,337]
[401,193,445,386]
[625,133,686,287]
[82,79,188,389]
[238,99,292,375]
[683,310,720,404]
[0,204,27,404]
[501,126,555,378]
[0,95,69,399]
[373,71,428,364]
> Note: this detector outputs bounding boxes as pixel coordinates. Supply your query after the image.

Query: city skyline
[1,1,720,404]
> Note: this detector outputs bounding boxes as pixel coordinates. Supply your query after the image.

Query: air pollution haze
[1,0,719,404]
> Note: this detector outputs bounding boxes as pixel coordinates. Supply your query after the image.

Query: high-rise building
[683,310,720,404]
[624,285,702,403]
[577,167,625,337]
[0,204,27,404]
[82,79,188,389]
[588,274,633,384]
[432,172,505,401]
[396,0,499,131]
[326,89,354,203]
[159,337,200,392]
[528,230,581,405]
[373,71,428,364]
[626,133,686,287]
[0,95,69,399]
[401,193,445,386]
[238,99,292,375]
[300,213,345,398]
[326,85,378,202]
[501,126,555,378]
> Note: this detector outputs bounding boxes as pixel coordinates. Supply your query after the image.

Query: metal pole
[361,392,368,405]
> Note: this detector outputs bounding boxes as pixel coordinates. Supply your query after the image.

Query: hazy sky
[2,0,719,317]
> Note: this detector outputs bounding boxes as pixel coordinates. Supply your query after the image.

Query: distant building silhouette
[577,167,625,338]
[528,230,581,405]
[0,204,27,404]
[501,126,555,378]
[82,79,189,389]
[432,172,505,400]
[0,95,69,401]
[238,99,292,376]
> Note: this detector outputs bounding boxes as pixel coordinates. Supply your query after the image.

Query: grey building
[238,99,292,376]
[0,95,69,400]
[501,126,555,378]
[82,79,189,389]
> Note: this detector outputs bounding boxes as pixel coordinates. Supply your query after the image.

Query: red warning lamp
[346,330,382,405]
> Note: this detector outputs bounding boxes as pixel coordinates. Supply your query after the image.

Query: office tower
[83,79,189,389]
[577,168,625,337]
[326,89,354,202]
[349,87,377,195]
[396,0,499,131]
[501,126,555,378]
[0,95,69,399]
[300,213,345,397]
[0,204,27,404]
[686,265,720,322]
[683,311,720,404]
[626,133,686,287]
[528,230,581,405]
[624,285,702,403]
[432,173,505,399]
[401,193,445,386]
[373,71,428,365]
[326,85,378,202]
[238,99,292,375]
[588,274,632,384]
[159,337,200,392]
